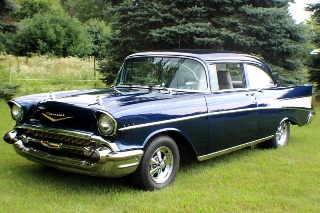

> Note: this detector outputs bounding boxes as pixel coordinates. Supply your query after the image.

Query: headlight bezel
[97,111,117,136]
[10,101,24,122]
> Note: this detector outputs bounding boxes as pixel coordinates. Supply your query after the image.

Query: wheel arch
[280,116,298,126]
[143,128,198,161]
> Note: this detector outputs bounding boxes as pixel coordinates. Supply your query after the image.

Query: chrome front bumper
[4,126,143,178]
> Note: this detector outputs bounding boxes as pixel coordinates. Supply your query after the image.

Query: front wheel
[132,135,180,190]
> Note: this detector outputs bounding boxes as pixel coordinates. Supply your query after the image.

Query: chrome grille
[27,129,92,146]
[19,129,98,161]
[28,141,87,160]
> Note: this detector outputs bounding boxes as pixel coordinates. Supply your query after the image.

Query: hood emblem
[42,112,73,122]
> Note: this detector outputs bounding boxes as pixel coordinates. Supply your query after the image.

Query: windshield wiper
[114,84,178,94]
[145,84,178,94]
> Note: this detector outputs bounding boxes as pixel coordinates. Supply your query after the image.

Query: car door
[204,63,258,154]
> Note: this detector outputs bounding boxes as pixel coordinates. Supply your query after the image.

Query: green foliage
[0,84,19,101]
[308,55,320,90]
[271,65,307,86]
[86,19,111,60]
[13,0,62,19]
[97,60,119,85]
[0,55,105,96]
[99,0,307,85]
[61,0,120,23]
[8,9,92,57]
[0,0,19,33]
[307,3,320,90]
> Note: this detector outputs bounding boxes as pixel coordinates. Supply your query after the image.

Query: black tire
[132,135,180,190]
[262,120,290,148]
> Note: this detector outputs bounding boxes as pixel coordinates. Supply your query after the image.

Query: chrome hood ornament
[41,91,56,103]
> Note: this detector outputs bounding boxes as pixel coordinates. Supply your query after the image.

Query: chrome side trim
[118,105,312,131]
[197,135,273,161]
[119,107,258,131]
[15,125,120,152]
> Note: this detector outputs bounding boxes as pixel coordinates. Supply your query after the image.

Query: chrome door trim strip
[118,105,312,132]
[197,135,273,161]
[118,107,258,131]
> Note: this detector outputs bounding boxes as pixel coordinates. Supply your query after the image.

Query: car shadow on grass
[11,146,261,193]
[14,163,137,193]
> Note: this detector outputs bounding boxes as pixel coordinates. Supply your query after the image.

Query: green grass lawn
[0,55,105,96]
[1,99,320,212]
[1,56,320,212]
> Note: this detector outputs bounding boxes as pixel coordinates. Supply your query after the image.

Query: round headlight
[98,114,116,135]
[11,103,23,121]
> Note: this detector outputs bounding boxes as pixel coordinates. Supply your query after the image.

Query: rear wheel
[132,135,180,190]
[262,120,290,148]
[274,120,290,147]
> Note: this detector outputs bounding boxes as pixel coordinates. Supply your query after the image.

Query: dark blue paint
[7,51,314,159]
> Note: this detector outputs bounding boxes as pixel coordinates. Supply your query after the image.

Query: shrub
[0,84,20,101]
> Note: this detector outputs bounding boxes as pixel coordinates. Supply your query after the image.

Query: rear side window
[246,64,275,88]
[215,63,245,90]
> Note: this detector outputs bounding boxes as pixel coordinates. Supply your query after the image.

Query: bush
[0,84,20,101]
[9,9,91,57]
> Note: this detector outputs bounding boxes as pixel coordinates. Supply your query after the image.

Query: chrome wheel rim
[149,146,174,184]
[276,122,288,146]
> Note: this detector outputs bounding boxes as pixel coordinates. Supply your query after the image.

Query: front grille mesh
[28,129,92,146]
[29,142,87,160]
[22,129,96,161]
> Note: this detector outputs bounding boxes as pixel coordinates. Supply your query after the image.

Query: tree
[99,0,307,85]
[0,0,19,52]
[0,0,18,33]
[86,19,111,74]
[61,0,122,23]
[13,0,62,19]
[9,9,91,57]
[307,3,320,90]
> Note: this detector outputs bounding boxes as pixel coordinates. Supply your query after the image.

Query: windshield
[115,57,208,91]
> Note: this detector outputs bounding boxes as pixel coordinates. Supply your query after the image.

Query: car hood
[13,87,176,132]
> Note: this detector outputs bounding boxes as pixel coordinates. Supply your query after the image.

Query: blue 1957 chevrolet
[3,50,315,190]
